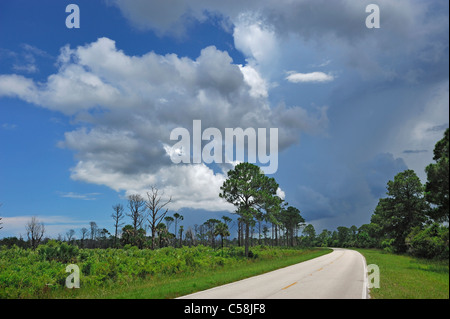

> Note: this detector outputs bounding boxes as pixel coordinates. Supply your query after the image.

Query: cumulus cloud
[238,64,269,98]
[233,12,278,65]
[0,37,326,212]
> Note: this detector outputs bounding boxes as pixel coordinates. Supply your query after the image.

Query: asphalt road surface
[178,248,368,299]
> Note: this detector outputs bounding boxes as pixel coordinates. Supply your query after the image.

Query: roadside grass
[53,247,332,299]
[356,249,449,299]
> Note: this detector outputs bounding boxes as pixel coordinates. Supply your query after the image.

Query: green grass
[112,248,331,299]
[58,248,332,299]
[357,249,449,299]
[0,243,331,299]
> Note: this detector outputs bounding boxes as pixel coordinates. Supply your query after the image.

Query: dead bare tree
[80,227,88,248]
[66,229,75,244]
[26,216,45,249]
[127,194,147,232]
[111,203,125,248]
[146,186,172,250]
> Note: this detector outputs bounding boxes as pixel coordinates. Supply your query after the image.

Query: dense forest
[0,129,448,260]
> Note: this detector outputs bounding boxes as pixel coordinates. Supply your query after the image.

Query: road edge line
[360,253,370,299]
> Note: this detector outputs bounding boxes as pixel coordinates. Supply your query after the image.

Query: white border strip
[361,253,369,299]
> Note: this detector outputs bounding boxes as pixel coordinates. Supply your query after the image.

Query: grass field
[0,243,331,299]
[357,249,449,299]
[4,244,446,299]
[78,248,331,299]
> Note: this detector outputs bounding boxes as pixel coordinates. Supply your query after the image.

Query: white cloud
[0,38,326,213]
[58,192,101,201]
[0,38,330,214]
[12,63,38,74]
[285,71,334,83]
[238,64,268,98]
[276,187,285,200]
[0,74,38,102]
[233,13,278,65]
[70,160,234,212]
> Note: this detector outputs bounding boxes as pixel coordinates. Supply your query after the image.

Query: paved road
[178,248,368,299]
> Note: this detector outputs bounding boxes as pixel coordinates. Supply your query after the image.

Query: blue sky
[0,0,448,239]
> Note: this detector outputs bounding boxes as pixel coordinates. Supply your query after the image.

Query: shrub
[38,241,79,263]
[406,224,449,259]
[381,238,395,253]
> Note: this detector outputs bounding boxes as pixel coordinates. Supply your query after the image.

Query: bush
[0,245,318,298]
[406,224,449,259]
[381,238,395,253]
[38,240,79,263]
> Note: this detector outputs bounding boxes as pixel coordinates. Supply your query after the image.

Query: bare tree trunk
[127,195,146,231]
[26,216,45,249]
[146,186,172,250]
[245,222,250,257]
[112,204,125,248]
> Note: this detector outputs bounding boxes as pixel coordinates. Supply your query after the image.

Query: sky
[0,0,448,239]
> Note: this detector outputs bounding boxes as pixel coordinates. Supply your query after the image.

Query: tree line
[310,129,448,259]
[0,129,447,260]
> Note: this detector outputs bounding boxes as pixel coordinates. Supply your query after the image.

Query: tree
[220,163,281,257]
[111,204,125,248]
[266,205,282,247]
[302,224,316,247]
[79,227,88,248]
[127,194,147,232]
[89,221,98,241]
[371,169,429,253]
[179,225,184,247]
[121,225,134,246]
[279,206,305,246]
[66,229,75,244]
[356,224,378,248]
[425,128,449,223]
[406,222,449,259]
[221,215,232,243]
[164,216,174,233]
[98,228,111,248]
[262,225,269,245]
[317,229,331,247]
[146,186,172,250]
[156,223,168,248]
[336,226,350,247]
[214,222,230,254]
[26,216,45,249]
[185,226,195,247]
[222,216,232,228]
[204,218,220,248]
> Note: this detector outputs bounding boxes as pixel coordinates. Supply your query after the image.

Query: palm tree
[179,225,184,247]
[214,222,230,255]
[156,223,167,248]
[173,212,183,247]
